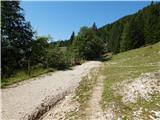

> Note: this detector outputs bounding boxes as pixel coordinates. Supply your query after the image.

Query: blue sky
[21,1,150,41]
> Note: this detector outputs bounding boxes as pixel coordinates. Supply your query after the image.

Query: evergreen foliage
[1,1,34,77]
[99,2,160,53]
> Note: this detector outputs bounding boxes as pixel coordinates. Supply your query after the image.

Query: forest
[1,1,160,82]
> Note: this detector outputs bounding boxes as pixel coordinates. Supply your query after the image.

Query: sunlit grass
[102,42,160,118]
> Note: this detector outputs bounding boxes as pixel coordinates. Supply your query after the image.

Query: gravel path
[2,61,101,120]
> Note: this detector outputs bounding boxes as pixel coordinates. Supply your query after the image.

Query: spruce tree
[1,1,34,77]
[92,22,97,31]
[69,31,75,44]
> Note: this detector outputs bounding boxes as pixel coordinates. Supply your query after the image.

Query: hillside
[102,42,160,119]
[55,2,160,54]
[98,2,160,53]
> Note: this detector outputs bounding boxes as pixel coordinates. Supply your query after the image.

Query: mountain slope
[98,2,160,53]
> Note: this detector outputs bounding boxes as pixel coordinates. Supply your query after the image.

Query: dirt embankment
[2,61,102,120]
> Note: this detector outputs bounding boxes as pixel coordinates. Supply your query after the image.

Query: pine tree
[144,3,160,44]
[120,22,130,52]
[1,1,34,77]
[108,22,123,53]
[69,31,75,44]
[92,22,97,31]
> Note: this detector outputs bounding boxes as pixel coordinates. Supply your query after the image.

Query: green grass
[1,67,55,88]
[102,42,160,119]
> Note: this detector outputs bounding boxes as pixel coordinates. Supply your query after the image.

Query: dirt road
[1,61,102,120]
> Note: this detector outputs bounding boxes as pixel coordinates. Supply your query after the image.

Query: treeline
[98,2,160,53]
[1,1,160,79]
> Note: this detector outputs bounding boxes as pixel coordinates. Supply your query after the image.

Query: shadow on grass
[93,54,112,62]
[100,56,112,62]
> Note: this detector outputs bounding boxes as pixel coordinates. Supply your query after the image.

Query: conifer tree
[1,1,34,77]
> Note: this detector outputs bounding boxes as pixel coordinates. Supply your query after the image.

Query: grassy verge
[1,68,55,88]
[1,60,86,89]
[102,42,160,118]
[67,68,101,119]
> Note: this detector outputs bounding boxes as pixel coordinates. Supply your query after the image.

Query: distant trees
[98,2,160,53]
[144,3,160,44]
[51,40,70,47]
[120,14,145,52]
[120,22,130,51]
[108,22,123,53]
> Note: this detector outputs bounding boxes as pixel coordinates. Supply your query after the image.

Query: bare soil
[85,75,106,120]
